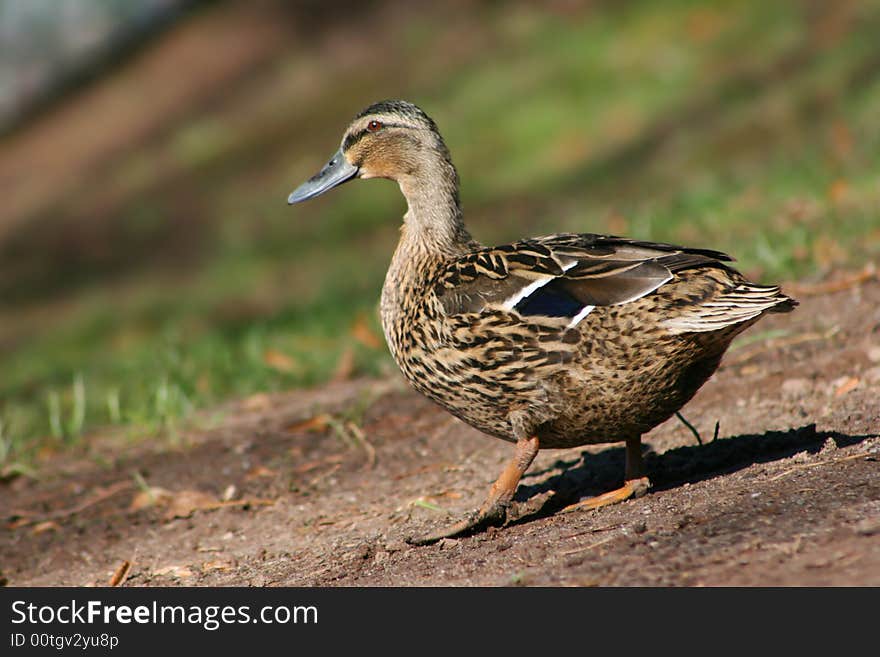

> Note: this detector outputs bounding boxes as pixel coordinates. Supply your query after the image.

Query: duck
[288,99,796,545]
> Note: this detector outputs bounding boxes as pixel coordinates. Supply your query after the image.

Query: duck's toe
[406,504,508,546]
[408,434,541,546]
[561,476,651,514]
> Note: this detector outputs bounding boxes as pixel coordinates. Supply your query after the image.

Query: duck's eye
[367,120,383,132]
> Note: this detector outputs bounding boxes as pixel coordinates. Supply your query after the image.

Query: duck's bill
[287,148,358,204]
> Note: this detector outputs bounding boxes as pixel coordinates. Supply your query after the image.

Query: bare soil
[2,277,878,587]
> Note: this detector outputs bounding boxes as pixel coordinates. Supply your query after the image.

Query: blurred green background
[1,0,878,472]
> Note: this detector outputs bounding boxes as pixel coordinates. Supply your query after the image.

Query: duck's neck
[380,160,477,346]
[396,159,475,259]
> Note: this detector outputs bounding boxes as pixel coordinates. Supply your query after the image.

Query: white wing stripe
[502,276,554,309]
[501,260,578,310]
[567,304,596,328]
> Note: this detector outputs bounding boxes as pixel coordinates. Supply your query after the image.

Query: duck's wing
[434,233,734,327]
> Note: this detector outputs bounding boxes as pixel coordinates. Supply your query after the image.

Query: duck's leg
[408,435,540,546]
[561,436,650,513]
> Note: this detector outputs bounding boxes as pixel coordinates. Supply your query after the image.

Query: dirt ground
[2,275,878,587]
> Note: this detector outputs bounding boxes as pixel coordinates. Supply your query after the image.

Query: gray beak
[287,148,358,204]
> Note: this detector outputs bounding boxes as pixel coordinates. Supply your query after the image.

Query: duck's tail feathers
[664,283,798,334]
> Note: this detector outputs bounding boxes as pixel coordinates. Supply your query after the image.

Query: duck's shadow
[508,424,875,525]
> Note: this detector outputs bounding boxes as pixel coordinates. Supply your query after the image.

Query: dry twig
[726,326,839,366]
[10,480,133,528]
[768,452,867,482]
[561,534,618,556]
[785,263,876,297]
[108,560,132,587]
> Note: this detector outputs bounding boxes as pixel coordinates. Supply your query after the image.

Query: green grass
[1,0,879,470]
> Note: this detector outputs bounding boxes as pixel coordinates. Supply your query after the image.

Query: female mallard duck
[288,100,796,544]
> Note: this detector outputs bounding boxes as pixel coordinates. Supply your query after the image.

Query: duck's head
[288,99,456,205]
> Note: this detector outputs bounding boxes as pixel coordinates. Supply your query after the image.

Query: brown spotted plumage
[289,99,797,544]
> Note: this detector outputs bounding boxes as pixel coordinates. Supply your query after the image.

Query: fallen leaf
[201,559,234,572]
[32,521,60,534]
[164,490,218,520]
[286,414,332,434]
[331,346,356,382]
[834,377,859,397]
[350,313,383,349]
[241,393,272,411]
[263,349,298,373]
[7,518,30,530]
[828,179,850,204]
[245,465,276,480]
[431,491,463,500]
[128,486,172,512]
[153,565,194,579]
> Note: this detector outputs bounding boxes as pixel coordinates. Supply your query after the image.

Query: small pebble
[384,540,408,553]
[221,484,237,502]
[854,518,880,537]
[819,437,838,454]
[790,451,811,464]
